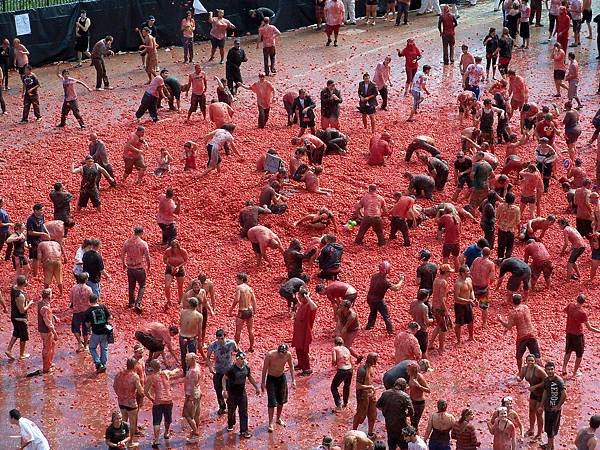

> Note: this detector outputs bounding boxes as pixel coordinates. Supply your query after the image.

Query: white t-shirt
[209,129,234,150]
[411,72,427,93]
[19,418,50,450]
[466,63,484,87]
[408,436,427,450]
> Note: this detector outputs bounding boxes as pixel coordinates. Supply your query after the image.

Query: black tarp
[0,0,422,68]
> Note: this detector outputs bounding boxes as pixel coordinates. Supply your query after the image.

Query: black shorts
[454,302,474,325]
[78,189,101,208]
[152,403,173,426]
[119,404,138,412]
[516,336,541,359]
[135,331,165,353]
[442,243,460,257]
[189,93,206,113]
[359,104,376,115]
[458,173,472,188]
[531,260,553,281]
[568,246,585,264]
[266,374,288,407]
[582,9,592,23]
[165,265,185,277]
[521,195,536,204]
[565,333,584,357]
[507,272,531,292]
[251,242,261,254]
[572,19,582,33]
[11,319,29,341]
[524,117,536,130]
[544,409,562,438]
[12,254,29,270]
[575,218,592,238]
[29,243,39,260]
[565,129,581,144]
[553,69,566,81]
[210,36,225,49]
[71,311,90,336]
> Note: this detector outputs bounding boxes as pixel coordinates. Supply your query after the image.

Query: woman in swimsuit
[425,399,456,450]
[491,396,524,438]
[518,354,547,438]
[487,406,516,450]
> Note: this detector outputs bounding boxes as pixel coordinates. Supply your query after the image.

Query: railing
[1,0,78,13]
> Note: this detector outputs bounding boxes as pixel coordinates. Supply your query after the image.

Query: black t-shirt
[416,262,437,291]
[282,277,305,294]
[499,257,530,277]
[164,77,181,97]
[226,364,250,396]
[411,174,435,191]
[82,249,104,282]
[484,34,499,54]
[26,214,45,246]
[494,93,507,112]
[428,157,448,175]
[49,190,73,219]
[498,36,513,58]
[481,201,496,225]
[454,157,472,174]
[367,273,393,303]
[141,22,157,37]
[105,422,129,444]
[85,304,111,334]
[22,74,39,93]
[543,376,565,410]
[0,46,10,65]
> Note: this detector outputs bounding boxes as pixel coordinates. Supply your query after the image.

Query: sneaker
[36,117,42,122]
[217,408,227,416]
[326,39,331,46]
[241,432,252,439]
[98,364,107,373]
[226,426,234,432]
[19,120,27,124]
[95,87,104,91]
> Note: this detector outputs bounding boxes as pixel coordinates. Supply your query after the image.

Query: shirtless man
[247,225,284,266]
[37,237,66,296]
[122,126,148,185]
[470,247,495,328]
[261,344,296,432]
[408,361,431,431]
[519,215,555,241]
[179,297,203,373]
[336,300,361,361]
[134,321,179,363]
[183,352,202,444]
[182,279,214,347]
[163,240,188,307]
[453,265,476,345]
[428,264,453,354]
[518,164,544,221]
[229,273,257,353]
[498,294,541,372]
[410,289,434,357]
[343,430,374,450]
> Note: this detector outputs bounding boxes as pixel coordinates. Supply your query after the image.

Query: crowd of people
[2,1,600,449]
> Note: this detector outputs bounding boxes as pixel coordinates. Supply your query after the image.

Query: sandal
[276,419,287,427]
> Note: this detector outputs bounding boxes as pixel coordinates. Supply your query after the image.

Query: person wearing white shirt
[402,425,428,449]
[9,409,50,450]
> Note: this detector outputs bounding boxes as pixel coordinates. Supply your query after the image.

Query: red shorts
[326,24,340,36]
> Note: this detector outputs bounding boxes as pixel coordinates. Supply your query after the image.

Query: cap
[85,155,94,161]
[322,436,334,445]
[277,344,289,353]
[234,38,241,43]
[215,329,226,337]
[148,15,155,20]
[418,249,431,261]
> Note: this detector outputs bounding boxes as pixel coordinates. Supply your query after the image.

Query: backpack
[318,243,344,270]
[90,306,107,326]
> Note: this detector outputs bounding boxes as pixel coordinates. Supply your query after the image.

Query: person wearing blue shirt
[461,238,489,267]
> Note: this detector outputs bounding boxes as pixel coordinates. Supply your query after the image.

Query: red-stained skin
[0,6,598,449]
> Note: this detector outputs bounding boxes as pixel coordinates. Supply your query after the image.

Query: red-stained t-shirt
[398,45,421,70]
[439,214,461,244]
[390,196,415,219]
[564,303,588,335]
[325,281,353,302]
[368,135,392,166]
[524,242,551,265]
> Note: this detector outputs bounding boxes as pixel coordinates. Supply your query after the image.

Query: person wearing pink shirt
[135,69,168,123]
[186,64,207,121]
[559,218,586,280]
[69,272,93,352]
[181,10,196,64]
[257,17,281,76]
[121,226,150,312]
[324,0,345,47]
[373,56,392,110]
[208,9,236,64]
[208,99,234,128]
[239,73,275,128]
[122,126,148,184]
[56,65,91,129]
[157,188,181,245]
[394,322,422,363]
[12,38,29,74]
[354,184,387,246]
